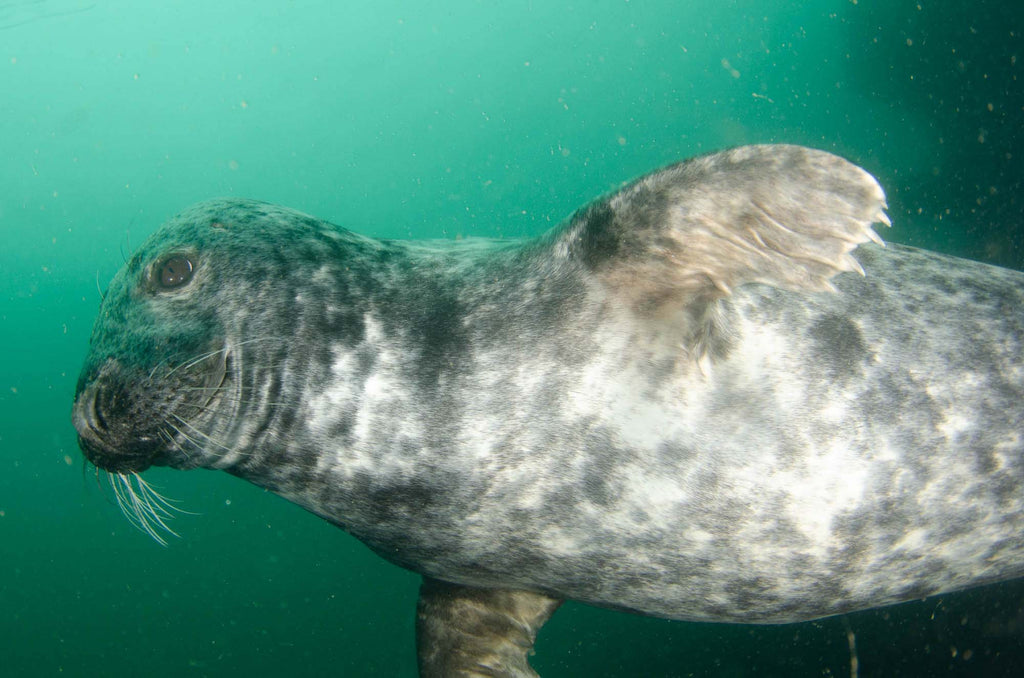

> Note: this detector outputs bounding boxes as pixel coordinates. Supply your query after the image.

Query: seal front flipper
[552,145,889,353]
[416,577,562,678]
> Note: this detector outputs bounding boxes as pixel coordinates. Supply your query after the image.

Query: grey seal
[71,145,1024,677]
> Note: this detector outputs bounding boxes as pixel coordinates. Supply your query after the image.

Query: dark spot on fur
[571,202,623,270]
[581,473,611,505]
[415,293,469,388]
[809,313,868,380]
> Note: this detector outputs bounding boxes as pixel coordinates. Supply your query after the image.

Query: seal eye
[157,256,195,289]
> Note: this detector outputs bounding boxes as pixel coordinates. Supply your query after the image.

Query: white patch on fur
[305,313,422,478]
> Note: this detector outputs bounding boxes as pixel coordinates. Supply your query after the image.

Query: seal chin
[76,433,155,474]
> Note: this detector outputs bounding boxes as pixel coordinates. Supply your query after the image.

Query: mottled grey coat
[73,146,1024,677]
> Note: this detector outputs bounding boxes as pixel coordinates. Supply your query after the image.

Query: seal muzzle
[72,374,163,473]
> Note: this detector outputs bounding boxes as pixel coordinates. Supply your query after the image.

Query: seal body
[72,145,1024,672]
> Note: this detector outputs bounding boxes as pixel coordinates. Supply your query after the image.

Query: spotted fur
[73,145,1024,674]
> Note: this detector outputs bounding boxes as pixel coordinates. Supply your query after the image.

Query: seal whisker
[164,337,286,379]
[109,475,142,533]
[132,473,197,517]
[174,388,285,409]
[169,412,231,453]
[120,228,133,264]
[158,427,193,463]
[108,473,188,546]
[165,420,207,456]
[147,355,177,381]
[166,418,253,459]
[165,347,228,378]
[229,336,288,348]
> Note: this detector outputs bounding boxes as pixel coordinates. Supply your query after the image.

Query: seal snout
[72,344,235,473]
[72,368,162,473]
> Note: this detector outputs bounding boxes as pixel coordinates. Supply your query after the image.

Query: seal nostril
[83,384,116,435]
[72,384,110,444]
[93,392,108,432]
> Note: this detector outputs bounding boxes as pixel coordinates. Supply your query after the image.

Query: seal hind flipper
[416,577,562,678]
[554,144,888,313]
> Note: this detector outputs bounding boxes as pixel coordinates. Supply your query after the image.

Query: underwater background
[1,1,1022,676]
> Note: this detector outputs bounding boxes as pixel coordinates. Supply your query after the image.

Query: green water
[1,1,1021,676]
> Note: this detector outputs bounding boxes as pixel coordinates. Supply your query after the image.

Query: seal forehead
[82,201,304,372]
[107,199,375,327]
[146,199,308,249]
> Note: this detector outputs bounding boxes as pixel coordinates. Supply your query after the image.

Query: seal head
[72,200,382,475]
[73,241,223,473]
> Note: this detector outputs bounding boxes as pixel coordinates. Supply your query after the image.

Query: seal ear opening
[550,144,889,356]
